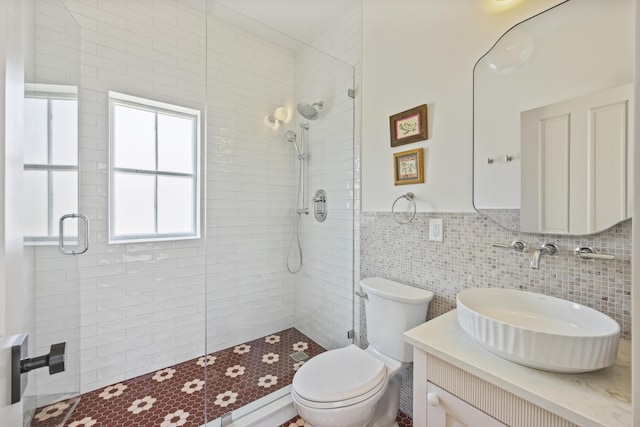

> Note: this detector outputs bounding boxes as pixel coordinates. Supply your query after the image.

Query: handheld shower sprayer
[284,130,302,157]
[284,124,312,274]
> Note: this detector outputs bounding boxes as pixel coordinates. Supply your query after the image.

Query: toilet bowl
[291,345,392,426]
[291,278,434,427]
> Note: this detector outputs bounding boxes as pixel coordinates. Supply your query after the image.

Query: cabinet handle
[427,392,440,407]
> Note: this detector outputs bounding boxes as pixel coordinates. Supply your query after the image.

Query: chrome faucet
[530,243,558,269]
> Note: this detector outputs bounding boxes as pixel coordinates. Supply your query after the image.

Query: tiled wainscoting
[360,212,632,417]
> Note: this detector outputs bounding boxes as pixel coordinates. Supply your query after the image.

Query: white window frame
[23,84,79,245]
[108,92,201,244]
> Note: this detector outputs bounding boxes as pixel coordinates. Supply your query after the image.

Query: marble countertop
[404,310,631,427]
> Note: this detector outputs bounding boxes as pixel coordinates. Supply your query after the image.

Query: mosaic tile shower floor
[31,328,412,427]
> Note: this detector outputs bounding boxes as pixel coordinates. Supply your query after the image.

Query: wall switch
[429,219,443,242]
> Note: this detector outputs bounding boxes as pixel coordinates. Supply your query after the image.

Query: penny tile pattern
[31,328,324,427]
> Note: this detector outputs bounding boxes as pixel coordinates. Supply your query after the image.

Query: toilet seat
[291,345,388,409]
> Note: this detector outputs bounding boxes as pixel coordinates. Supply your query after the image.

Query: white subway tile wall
[31,0,359,400]
[360,212,632,417]
[203,6,298,353]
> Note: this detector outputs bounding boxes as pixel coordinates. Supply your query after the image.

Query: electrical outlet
[429,219,443,242]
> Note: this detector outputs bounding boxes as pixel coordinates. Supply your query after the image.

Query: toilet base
[296,376,401,427]
[365,376,400,427]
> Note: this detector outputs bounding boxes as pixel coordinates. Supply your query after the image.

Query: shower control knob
[313,189,327,222]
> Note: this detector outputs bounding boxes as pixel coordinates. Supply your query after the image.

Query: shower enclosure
[18,0,356,425]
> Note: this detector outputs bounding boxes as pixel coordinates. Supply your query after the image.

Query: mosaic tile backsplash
[359,211,632,417]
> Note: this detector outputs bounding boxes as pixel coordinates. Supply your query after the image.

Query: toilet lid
[292,345,387,404]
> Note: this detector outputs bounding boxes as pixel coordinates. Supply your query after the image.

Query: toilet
[291,277,434,427]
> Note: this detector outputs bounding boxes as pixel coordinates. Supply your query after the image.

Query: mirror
[473,0,635,235]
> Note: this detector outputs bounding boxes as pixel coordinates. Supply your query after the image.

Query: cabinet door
[520,83,633,234]
[426,383,506,427]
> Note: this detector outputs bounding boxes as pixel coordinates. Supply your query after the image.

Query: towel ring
[392,193,416,224]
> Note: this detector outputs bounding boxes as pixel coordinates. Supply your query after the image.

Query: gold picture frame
[394,148,424,185]
[389,104,428,147]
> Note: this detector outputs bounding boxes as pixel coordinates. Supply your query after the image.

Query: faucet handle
[511,240,528,253]
[540,242,558,255]
[492,240,528,253]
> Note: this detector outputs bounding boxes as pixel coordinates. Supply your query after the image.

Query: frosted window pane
[52,171,79,238]
[24,98,48,165]
[113,172,155,236]
[23,170,48,237]
[157,176,193,234]
[113,104,155,170]
[158,114,194,174]
[51,99,78,165]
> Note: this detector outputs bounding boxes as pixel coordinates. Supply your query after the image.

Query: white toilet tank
[360,277,433,363]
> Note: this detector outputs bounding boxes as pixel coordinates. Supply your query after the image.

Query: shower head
[296,101,324,120]
[284,130,302,157]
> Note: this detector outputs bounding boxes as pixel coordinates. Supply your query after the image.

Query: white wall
[361,0,566,213]
[204,8,297,353]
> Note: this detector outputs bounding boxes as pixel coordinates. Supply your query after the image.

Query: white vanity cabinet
[426,382,506,427]
[405,311,631,427]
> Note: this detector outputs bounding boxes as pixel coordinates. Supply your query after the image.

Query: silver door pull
[58,213,89,255]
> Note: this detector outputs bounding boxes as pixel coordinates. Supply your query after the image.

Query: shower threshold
[31,328,325,427]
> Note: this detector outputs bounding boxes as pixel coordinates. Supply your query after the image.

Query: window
[108,92,200,243]
[23,85,78,243]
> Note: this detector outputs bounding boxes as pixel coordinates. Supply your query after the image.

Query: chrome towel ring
[392,193,416,224]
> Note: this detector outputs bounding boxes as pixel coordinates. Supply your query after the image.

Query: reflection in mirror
[473,0,635,235]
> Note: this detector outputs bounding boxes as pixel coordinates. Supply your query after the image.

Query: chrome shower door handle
[58,213,89,255]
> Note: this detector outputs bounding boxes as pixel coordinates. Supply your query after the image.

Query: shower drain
[289,351,309,362]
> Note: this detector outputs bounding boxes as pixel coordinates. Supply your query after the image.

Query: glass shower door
[21,0,83,424]
[204,1,356,424]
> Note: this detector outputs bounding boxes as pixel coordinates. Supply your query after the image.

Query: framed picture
[394,148,424,185]
[389,104,428,147]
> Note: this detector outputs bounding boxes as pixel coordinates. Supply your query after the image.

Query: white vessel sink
[456,288,620,373]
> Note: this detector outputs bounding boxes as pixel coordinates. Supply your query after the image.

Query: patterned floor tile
[281,411,413,427]
[30,328,324,427]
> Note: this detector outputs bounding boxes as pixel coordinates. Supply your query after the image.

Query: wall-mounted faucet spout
[530,243,558,269]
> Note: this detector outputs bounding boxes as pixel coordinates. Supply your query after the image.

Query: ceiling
[210,0,360,47]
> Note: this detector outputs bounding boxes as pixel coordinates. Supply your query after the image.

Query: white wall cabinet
[426,382,506,427]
